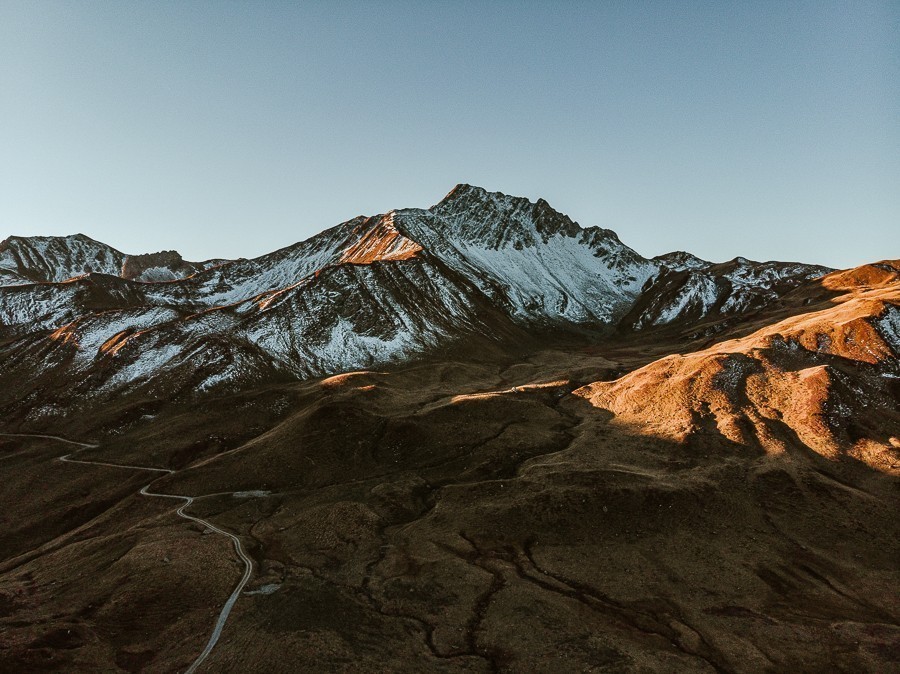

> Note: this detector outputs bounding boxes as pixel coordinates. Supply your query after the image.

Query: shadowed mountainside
[0,189,897,672]
[0,260,898,672]
[0,186,830,426]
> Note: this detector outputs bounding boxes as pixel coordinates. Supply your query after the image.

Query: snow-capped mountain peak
[0,185,835,407]
[0,233,213,285]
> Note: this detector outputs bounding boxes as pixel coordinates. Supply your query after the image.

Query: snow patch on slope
[874,304,900,354]
[134,266,180,282]
[103,341,185,389]
[0,283,83,334]
[317,318,415,370]
[721,261,829,313]
[395,188,660,325]
[0,234,124,283]
[452,233,653,322]
[651,274,719,326]
[52,307,183,365]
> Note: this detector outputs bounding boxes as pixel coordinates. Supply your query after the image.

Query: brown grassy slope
[575,262,900,471]
[0,263,898,672]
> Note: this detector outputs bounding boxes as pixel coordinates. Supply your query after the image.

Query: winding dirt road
[0,432,254,673]
[139,484,255,673]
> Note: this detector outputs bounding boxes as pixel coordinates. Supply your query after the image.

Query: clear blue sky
[1,1,897,268]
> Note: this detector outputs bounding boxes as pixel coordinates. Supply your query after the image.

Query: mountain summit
[1,186,898,673]
[0,185,843,417]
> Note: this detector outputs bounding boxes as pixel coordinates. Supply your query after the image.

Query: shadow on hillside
[1,369,898,671]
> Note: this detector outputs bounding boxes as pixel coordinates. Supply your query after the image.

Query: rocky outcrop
[0,234,125,283]
[120,250,199,282]
[575,264,900,470]
[0,234,209,285]
[0,185,857,403]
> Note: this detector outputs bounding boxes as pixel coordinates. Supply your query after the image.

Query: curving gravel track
[0,432,254,673]
[0,432,97,449]
[139,484,255,674]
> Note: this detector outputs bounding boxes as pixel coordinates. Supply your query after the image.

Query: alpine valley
[1,185,898,672]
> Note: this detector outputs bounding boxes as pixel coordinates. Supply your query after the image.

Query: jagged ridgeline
[1,186,899,673]
[0,184,874,415]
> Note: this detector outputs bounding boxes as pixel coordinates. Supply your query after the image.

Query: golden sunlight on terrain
[48,322,79,347]
[574,265,900,472]
[821,260,900,292]
[340,217,423,265]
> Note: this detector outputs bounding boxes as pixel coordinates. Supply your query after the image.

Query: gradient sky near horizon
[1,1,897,268]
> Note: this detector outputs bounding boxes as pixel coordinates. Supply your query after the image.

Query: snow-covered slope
[652,251,709,272]
[0,273,152,339]
[0,234,212,286]
[0,184,842,404]
[0,234,125,283]
[397,185,659,324]
[623,256,832,331]
[79,253,520,394]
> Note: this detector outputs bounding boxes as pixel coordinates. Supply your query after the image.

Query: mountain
[0,233,220,285]
[1,187,898,672]
[0,185,831,420]
[0,234,126,283]
[578,262,900,469]
[622,256,832,335]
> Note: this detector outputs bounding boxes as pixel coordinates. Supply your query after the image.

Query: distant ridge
[0,185,836,411]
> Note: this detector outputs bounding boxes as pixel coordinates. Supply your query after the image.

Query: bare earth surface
[0,264,898,673]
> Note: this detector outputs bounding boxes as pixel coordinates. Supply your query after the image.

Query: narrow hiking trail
[0,432,254,674]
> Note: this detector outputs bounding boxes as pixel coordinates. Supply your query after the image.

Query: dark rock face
[430,184,582,245]
[0,187,897,673]
[0,260,897,670]
[121,250,199,281]
[0,233,125,282]
[0,234,208,285]
[0,185,832,410]
[652,250,709,271]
